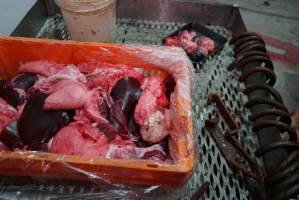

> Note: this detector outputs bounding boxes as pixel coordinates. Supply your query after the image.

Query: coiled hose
[230,31,299,200]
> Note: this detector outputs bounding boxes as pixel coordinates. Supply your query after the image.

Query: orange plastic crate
[0,37,194,186]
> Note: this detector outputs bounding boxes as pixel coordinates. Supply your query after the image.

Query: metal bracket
[205,93,264,180]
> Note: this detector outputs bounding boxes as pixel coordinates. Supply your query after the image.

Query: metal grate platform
[1,15,263,200]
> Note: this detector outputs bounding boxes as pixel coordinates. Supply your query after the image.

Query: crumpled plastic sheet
[0,37,196,200]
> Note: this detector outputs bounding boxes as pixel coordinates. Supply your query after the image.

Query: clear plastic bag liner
[0,37,196,199]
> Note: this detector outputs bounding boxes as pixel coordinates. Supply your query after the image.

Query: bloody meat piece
[110,77,142,139]
[18,60,66,76]
[49,65,86,83]
[134,76,169,125]
[165,30,215,61]
[110,77,142,120]
[139,110,172,143]
[56,87,130,141]
[180,40,198,54]
[0,85,25,108]
[17,92,72,150]
[179,30,197,43]
[108,101,128,131]
[44,80,89,110]
[164,37,180,46]
[128,114,140,138]
[0,141,8,151]
[84,62,144,92]
[134,76,171,143]
[84,89,110,124]
[8,73,38,91]
[142,149,167,161]
[0,80,5,94]
[33,65,86,93]
[0,98,18,133]
[95,94,129,140]
[180,30,197,40]
[43,79,109,125]
[103,100,138,141]
[0,120,23,150]
[165,30,198,54]
[164,75,176,101]
[179,30,198,54]
[1,60,175,161]
[198,37,215,53]
[44,80,131,142]
[49,124,110,157]
[190,48,209,62]
[87,69,143,92]
[106,143,166,161]
[49,123,135,157]
[0,98,25,150]
[0,74,37,108]
[97,121,126,141]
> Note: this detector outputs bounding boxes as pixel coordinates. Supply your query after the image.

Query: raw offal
[17,92,72,150]
[0,120,23,150]
[49,123,136,157]
[0,60,175,162]
[7,73,38,91]
[110,77,142,120]
[82,61,144,92]
[0,98,23,150]
[44,80,89,110]
[134,75,169,126]
[50,123,166,161]
[18,60,66,76]
[0,141,8,151]
[44,80,109,125]
[165,30,215,61]
[134,76,171,143]
[0,79,27,108]
[164,75,176,101]
[49,124,111,157]
[0,86,26,108]
[106,144,167,161]
[84,88,110,125]
[0,98,17,133]
[139,110,172,143]
[110,77,142,140]
[33,65,86,93]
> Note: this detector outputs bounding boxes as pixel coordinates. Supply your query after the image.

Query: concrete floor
[188,0,299,112]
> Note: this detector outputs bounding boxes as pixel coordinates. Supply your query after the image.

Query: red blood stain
[260,34,299,68]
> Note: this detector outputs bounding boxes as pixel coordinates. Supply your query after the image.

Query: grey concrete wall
[0,0,37,35]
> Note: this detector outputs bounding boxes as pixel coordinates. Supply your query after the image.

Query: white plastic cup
[55,0,116,42]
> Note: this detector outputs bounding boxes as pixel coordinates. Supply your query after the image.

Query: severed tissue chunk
[49,123,135,157]
[134,75,171,143]
[44,80,89,110]
[81,61,144,92]
[0,98,18,133]
[106,143,167,161]
[18,60,66,76]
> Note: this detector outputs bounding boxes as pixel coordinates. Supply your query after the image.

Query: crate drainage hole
[147,164,158,168]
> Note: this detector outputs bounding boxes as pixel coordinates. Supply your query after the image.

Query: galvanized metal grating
[1,15,264,200]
